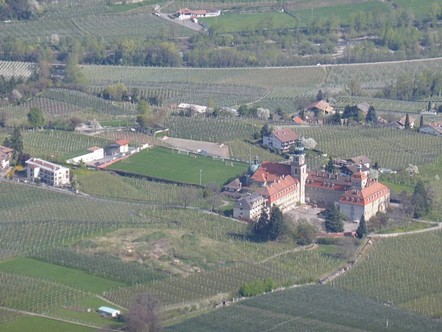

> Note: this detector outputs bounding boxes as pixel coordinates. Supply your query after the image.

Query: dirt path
[368,221,442,238]
[259,243,318,264]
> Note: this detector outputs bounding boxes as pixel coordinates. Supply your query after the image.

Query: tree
[260,124,271,138]
[268,205,286,241]
[136,100,152,129]
[365,106,378,124]
[293,222,317,245]
[3,127,23,159]
[27,107,45,128]
[253,207,269,240]
[325,157,335,173]
[411,180,431,218]
[301,137,317,150]
[316,89,324,101]
[325,205,344,232]
[419,115,424,128]
[125,293,161,332]
[404,113,411,129]
[356,215,367,239]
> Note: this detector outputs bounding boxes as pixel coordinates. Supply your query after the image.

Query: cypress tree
[356,215,367,239]
[404,113,411,129]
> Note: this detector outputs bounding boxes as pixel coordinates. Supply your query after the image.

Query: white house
[233,194,267,221]
[97,306,120,318]
[176,8,221,20]
[115,139,129,153]
[0,146,13,169]
[26,158,70,187]
[263,128,298,152]
[67,146,104,164]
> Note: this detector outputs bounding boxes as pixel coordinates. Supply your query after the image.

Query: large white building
[263,128,298,152]
[26,158,70,187]
[67,146,104,165]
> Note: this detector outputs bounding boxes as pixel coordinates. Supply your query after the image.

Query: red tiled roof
[352,172,367,180]
[259,175,298,203]
[115,139,129,146]
[307,100,333,113]
[251,162,291,183]
[293,116,304,124]
[340,181,390,206]
[271,128,298,143]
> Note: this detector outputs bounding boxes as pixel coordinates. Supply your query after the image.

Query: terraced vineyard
[164,116,257,142]
[167,285,442,331]
[0,61,36,79]
[22,130,111,161]
[293,126,442,169]
[332,231,442,318]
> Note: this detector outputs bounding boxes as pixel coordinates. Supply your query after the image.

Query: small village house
[176,8,221,20]
[307,100,335,115]
[420,122,442,136]
[0,146,13,169]
[233,194,267,221]
[263,128,298,152]
[67,146,104,165]
[26,158,70,187]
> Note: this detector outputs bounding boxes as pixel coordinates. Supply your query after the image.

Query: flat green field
[201,1,391,32]
[0,316,94,332]
[0,257,124,293]
[108,147,248,186]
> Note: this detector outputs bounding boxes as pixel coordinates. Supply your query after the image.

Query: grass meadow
[1,316,94,332]
[108,147,248,186]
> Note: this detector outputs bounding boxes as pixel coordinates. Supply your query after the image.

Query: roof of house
[398,115,416,126]
[348,155,371,165]
[292,116,304,125]
[259,175,297,198]
[340,164,370,175]
[307,100,334,113]
[224,178,242,191]
[177,8,208,15]
[421,123,442,135]
[115,139,129,146]
[356,102,370,114]
[270,128,298,143]
[306,171,352,191]
[339,181,389,206]
[26,158,67,172]
[250,162,291,183]
[87,146,103,152]
[235,193,265,209]
[0,146,13,154]
[351,171,368,180]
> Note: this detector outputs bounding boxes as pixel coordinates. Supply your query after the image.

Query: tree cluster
[251,206,287,241]
[411,180,432,218]
[239,278,275,297]
[125,293,162,332]
[324,205,344,232]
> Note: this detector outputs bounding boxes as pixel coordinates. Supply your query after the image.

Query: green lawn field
[0,317,95,332]
[108,147,248,186]
[0,257,124,293]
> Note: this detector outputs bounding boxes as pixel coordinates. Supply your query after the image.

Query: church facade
[241,139,390,222]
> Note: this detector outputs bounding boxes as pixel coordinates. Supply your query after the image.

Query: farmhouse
[97,306,120,318]
[241,139,390,222]
[263,128,298,152]
[307,100,335,115]
[67,146,104,165]
[26,158,70,187]
[176,8,221,20]
[178,103,208,116]
[105,139,130,155]
[420,122,442,136]
[389,115,416,129]
[0,145,13,169]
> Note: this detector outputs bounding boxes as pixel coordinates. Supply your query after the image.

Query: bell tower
[291,139,307,204]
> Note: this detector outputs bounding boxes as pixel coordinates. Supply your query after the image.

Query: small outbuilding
[98,306,120,318]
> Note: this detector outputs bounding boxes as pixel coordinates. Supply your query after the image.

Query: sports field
[108,147,248,186]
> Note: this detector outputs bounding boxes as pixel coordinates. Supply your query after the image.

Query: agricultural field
[332,231,442,318]
[1,316,94,332]
[167,285,442,331]
[228,140,284,163]
[0,61,37,79]
[164,116,258,143]
[108,147,248,186]
[293,126,442,170]
[74,169,207,207]
[22,130,111,162]
[200,1,391,32]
